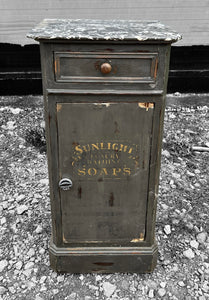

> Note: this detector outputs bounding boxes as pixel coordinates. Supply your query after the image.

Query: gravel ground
[0,94,209,300]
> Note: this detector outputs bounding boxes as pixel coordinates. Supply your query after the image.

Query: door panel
[57,102,154,244]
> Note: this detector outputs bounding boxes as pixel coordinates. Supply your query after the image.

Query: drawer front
[54,52,158,84]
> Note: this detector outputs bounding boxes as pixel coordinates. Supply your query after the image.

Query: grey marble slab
[27,19,181,43]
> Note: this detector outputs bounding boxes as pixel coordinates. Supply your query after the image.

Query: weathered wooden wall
[1,0,209,46]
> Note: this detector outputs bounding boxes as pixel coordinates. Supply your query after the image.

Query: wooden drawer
[54,51,158,84]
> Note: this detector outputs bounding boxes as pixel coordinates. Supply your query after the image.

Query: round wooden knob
[100,63,112,74]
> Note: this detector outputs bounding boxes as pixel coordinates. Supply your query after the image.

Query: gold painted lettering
[83,144,90,152]
[100,142,104,149]
[88,168,97,176]
[75,145,83,154]
[112,168,122,176]
[91,143,99,151]
[128,148,133,154]
[100,168,108,176]
[112,143,119,151]
[123,167,131,175]
[119,144,124,152]
[107,142,111,150]
[123,145,128,152]
[78,168,86,176]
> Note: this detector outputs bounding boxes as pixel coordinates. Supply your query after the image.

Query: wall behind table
[1,0,209,46]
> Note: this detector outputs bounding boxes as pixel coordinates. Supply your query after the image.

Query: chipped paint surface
[57,104,62,112]
[63,234,67,243]
[131,233,145,242]
[54,59,57,75]
[27,19,181,43]
[94,103,110,107]
[138,102,154,111]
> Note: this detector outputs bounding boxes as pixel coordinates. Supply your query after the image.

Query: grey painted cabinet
[28,19,181,273]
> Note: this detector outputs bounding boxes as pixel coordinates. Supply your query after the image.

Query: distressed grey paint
[54,51,158,83]
[31,19,179,273]
[40,42,169,92]
[57,102,153,243]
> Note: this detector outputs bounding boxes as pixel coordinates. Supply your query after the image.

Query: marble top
[27,19,181,43]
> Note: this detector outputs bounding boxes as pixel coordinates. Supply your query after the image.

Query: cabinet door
[56,102,154,245]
